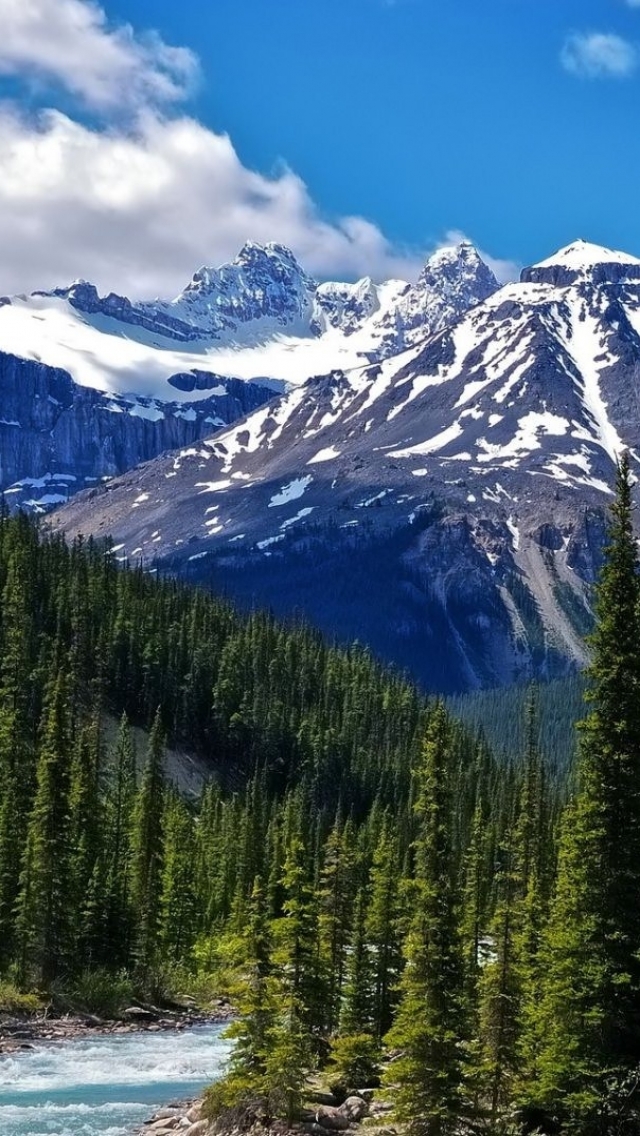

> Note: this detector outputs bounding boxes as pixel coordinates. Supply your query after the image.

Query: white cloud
[0,0,512,299]
[561,32,637,79]
[0,0,198,111]
[0,107,429,297]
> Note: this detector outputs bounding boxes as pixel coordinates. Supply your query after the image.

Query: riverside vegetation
[0,458,640,1134]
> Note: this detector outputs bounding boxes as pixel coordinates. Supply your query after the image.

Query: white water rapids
[0,1023,231,1135]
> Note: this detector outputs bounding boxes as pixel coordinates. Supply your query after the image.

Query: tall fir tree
[131,710,166,985]
[15,670,72,985]
[530,453,640,1133]
[384,704,468,1136]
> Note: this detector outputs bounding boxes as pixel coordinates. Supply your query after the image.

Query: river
[0,1022,231,1136]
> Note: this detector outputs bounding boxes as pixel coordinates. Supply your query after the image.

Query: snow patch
[268,476,312,508]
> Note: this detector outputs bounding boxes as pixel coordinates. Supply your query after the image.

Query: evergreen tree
[15,670,72,985]
[102,713,136,965]
[384,704,468,1136]
[341,886,374,1036]
[160,791,197,963]
[531,453,640,1133]
[131,710,165,985]
[366,824,401,1041]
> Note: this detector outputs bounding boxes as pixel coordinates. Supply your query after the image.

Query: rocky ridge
[0,240,497,510]
[50,241,640,691]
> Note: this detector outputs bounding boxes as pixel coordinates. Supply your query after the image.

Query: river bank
[0,1000,234,1055]
[139,1088,396,1136]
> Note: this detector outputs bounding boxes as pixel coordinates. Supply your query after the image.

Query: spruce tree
[131,710,165,986]
[15,670,72,985]
[384,704,468,1136]
[531,453,640,1133]
[366,824,401,1041]
[103,712,136,966]
[160,791,196,963]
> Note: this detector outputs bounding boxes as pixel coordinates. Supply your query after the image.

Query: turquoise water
[0,1022,231,1135]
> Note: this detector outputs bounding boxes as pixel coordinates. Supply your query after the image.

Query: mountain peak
[234,240,302,267]
[417,241,498,304]
[522,239,640,286]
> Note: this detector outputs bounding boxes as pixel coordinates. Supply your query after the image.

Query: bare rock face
[0,352,274,513]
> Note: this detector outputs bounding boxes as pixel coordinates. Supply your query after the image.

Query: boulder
[123,1006,155,1020]
[338,1097,369,1122]
[184,1122,210,1135]
[316,1105,351,1130]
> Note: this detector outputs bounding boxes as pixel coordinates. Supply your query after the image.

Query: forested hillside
[1,455,640,1135]
[448,673,586,771]
[0,509,517,993]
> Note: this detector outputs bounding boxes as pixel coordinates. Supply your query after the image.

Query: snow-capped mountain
[51,240,640,692]
[0,240,498,402]
[0,240,497,507]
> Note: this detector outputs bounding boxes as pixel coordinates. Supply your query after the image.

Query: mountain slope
[0,240,497,508]
[50,240,640,691]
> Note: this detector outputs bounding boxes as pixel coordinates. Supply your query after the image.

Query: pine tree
[160,791,196,963]
[366,824,401,1041]
[67,714,102,966]
[318,819,355,1035]
[131,710,165,986]
[531,453,640,1133]
[341,886,374,1036]
[206,877,276,1116]
[15,670,72,985]
[384,704,468,1136]
[102,712,137,965]
[477,834,520,1127]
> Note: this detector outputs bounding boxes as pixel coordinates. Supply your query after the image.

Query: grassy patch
[0,980,45,1015]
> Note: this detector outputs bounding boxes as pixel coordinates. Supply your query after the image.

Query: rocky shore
[139,1089,396,1136]
[0,999,234,1055]
[140,1098,209,1135]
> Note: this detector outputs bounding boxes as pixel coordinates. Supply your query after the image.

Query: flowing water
[0,1022,231,1136]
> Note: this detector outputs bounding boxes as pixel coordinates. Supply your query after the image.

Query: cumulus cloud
[0,0,198,111]
[0,0,511,298]
[0,107,429,297]
[561,32,637,79]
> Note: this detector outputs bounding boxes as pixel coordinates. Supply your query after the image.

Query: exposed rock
[338,1097,369,1122]
[316,1105,352,1130]
[0,352,275,513]
[123,1006,156,1020]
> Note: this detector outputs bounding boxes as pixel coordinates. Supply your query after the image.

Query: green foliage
[522,454,640,1133]
[0,979,43,1014]
[51,967,135,1019]
[325,1032,380,1097]
[384,705,468,1136]
[2,489,639,1136]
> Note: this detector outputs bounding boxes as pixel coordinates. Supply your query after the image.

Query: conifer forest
[1,457,640,1135]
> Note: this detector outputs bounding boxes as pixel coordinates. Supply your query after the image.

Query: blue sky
[116,0,640,268]
[0,0,638,296]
